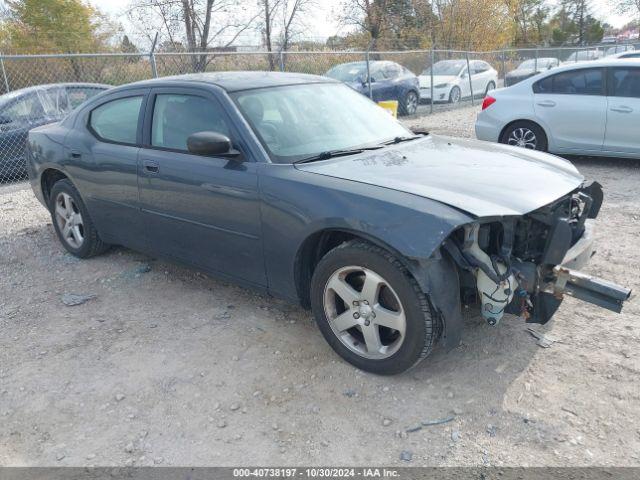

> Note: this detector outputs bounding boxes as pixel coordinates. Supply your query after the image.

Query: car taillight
[482,96,496,110]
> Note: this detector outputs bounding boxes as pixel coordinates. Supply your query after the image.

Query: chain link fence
[1,42,639,184]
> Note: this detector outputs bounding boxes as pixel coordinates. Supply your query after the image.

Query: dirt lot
[1,105,639,467]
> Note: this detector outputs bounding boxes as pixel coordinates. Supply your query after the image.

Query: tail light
[482,96,496,110]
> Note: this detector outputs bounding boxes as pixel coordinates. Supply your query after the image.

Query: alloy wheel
[404,91,418,115]
[450,87,461,103]
[507,127,537,149]
[54,192,84,249]
[323,266,406,360]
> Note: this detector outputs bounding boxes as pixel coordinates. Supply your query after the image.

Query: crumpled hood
[418,75,458,88]
[295,135,584,218]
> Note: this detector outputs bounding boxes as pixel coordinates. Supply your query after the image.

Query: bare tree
[339,0,389,51]
[279,0,315,52]
[257,0,314,70]
[257,0,281,70]
[127,0,260,72]
[617,0,640,27]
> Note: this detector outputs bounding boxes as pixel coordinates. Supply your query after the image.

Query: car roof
[0,82,111,104]
[549,58,640,73]
[608,51,639,58]
[114,71,338,93]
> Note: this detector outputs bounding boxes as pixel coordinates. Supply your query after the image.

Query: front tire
[448,86,461,104]
[310,240,437,375]
[500,121,548,152]
[49,179,109,258]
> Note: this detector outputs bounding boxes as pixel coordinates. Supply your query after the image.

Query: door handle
[536,100,556,107]
[610,106,633,113]
[142,159,159,174]
[70,151,81,159]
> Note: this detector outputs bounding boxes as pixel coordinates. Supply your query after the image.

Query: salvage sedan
[27,72,630,375]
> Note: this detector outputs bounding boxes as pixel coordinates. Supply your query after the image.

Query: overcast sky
[87,0,632,47]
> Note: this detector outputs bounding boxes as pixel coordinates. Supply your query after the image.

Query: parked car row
[0,83,109,179]
[322,46,639,112]
[325,59,499,112]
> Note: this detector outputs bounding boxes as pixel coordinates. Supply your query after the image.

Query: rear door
[137,86,265,286]
[533,67,607,152]
[471,61,489,94]
[603,66,640,155]
[64,89,148,248]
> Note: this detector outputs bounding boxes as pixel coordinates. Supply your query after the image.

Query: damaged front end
[442,181,630,331]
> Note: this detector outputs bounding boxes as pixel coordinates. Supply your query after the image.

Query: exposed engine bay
[443,181,631,327]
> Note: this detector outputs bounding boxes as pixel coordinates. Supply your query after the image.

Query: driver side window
[151,93,231,151]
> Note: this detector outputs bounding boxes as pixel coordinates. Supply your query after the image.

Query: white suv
[475,58,640,158]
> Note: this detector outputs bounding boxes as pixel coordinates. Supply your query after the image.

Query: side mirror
[187,131,241,159]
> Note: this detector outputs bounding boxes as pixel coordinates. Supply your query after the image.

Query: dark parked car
[504,57,559,86]
[0,82,109,180]
[325,61,420,115]
[27,72,629,374]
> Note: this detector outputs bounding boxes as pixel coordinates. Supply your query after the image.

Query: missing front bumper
[545,266,631,313]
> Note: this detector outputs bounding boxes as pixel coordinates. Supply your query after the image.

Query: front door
[137,87,265,287]
[603,66,640,155]
[533,67,607,152]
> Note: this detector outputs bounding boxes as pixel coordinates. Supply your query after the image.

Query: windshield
[325,63,368,82]
[422,60,465,76]
[232,83,411,164]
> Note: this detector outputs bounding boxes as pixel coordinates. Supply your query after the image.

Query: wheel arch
[294,228,417,309]
[40,168,71,208]
[295,226,465,350]
[499,118,549,148]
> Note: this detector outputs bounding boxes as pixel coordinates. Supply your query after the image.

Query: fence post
[365,49,372,100]
[430,49,434,114]
[279,50,285,72]
[501,49,506,83]
[465,51,474,105]
[0,54,9,93]
[149,32,159,78]
[534,49,538,73]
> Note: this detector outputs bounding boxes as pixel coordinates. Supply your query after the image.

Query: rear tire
[485,81,496,95]
[49,179,109,258]
[500,121,548,152]
[399,90,418,116]
[310,240,437,375]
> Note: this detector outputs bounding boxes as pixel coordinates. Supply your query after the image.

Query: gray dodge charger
[27,72,630,375]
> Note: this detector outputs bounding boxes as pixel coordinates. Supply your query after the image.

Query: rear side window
[151,94,231,151]
[609,68,640,98]
[89,96,142,144]
[533,68,604,95]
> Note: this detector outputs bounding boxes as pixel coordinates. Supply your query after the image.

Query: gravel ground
[1,106,639,467]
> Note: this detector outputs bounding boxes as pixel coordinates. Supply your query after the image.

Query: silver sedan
[475,58,640,158]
